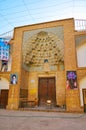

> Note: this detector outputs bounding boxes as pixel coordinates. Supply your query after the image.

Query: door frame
[38,76,56,106]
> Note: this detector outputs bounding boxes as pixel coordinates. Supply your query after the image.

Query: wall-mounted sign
[31,79,35,83]
[10,74,18,85]
[0,38,11,72]
[0,38,10,61]
[66,71,77,90]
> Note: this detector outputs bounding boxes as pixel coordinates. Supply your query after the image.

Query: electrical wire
[22,0,35,22]
[0,0,86,35]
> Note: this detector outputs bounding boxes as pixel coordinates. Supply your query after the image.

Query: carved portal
[22,31,64,69]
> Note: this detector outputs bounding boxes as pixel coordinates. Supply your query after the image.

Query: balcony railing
[0,30,14,42]
[75,19,86,31]
[0,19,86,41]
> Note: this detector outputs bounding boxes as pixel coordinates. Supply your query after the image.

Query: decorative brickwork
[0,18,86,112]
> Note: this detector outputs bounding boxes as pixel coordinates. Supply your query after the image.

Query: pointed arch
[77,41,86,67]
[79,77,86,106]
[0,77,9,90]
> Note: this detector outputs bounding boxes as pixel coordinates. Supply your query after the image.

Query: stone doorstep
[19,107,66,112]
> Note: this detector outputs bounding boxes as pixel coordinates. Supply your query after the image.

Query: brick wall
[5,18,85,112]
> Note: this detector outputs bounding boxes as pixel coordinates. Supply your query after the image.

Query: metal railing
[0,19,86,40]
[75,19,86,31]
[0,30,14,41]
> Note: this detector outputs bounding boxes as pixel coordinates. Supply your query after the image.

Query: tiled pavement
[0,109,86,130]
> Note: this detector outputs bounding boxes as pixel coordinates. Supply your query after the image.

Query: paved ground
[0,109,86,130]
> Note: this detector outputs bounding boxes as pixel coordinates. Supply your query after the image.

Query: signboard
[0,38,10,61]
[10,74,18,85]
[66,71,77,90]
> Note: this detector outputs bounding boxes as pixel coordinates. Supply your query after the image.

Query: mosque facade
[0,18,86,112]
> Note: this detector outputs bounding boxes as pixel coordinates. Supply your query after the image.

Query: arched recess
[79,77,86,106]
[77,41,86,67]
[0,77,9,90]
[0,77,9,108]
[22,31,64,70]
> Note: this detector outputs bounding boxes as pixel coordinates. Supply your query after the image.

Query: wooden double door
[38,77,56,107]
[0,90,8,108]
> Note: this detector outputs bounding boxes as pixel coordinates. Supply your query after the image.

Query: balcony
[0,30,14,42]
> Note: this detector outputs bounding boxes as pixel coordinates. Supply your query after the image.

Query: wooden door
[0,90,9,108]
[83,89,86,112]
[38,77,56,107]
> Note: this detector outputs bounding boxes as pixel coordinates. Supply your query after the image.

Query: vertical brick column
[7,29,22,109]
[64,19,81,112]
